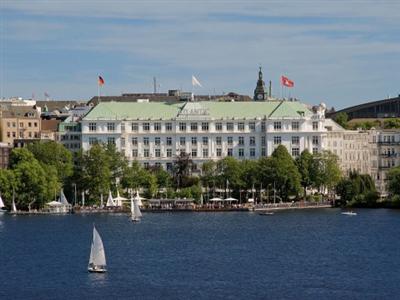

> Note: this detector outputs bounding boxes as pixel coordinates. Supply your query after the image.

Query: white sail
[11,195,17,212]
[89,226,106,268]
[0,194,5,209]
[82,192,85,207]
[60,189,69,205]
[100,194,104,208]
[106,190,115,207]
[134,198,142,218]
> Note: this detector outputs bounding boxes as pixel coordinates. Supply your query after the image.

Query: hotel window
[155,137,161,146]
[216,148,222,157]
[155,162,161,168]
[274,136,281,145]
[202,149,209,158]
[7,122,10,127]
[107,123,115,132]
[143,137,149,146]
[250,148,256,157]
[89,137,97,145]
[227,148,233,156]
[166,123,172,131]
[313,147,318,154]
[28,132,32,138]
[167,149,172,157]
[180,137,186,146]
[19,122,23,127]
[216,137,222,145]
[239,148,244,157]
[154,123,161,131]
[261,148,266,156]
[107,137,115,145]
[131,123,138,132]
[192,149,197,158]
[250,136,256,146]
[274,122,282,131]
[166,137,172,146]
[292,122,299,131]
[238,123,245,131]
[132,149,138,157]
[166,163,173,171]
[18,131,23,138]
[261,136,266,146]
[261,122,266,131]
[121,138,125,147]
[227,122,234,131]
[12,132,16,138]
[179,122,186,131]
[143,123,150,131]
[155,149,161,157]
[190,123,198,131]
[249,122,256,131]
[227,137,233,145]
[144,149,150,157]
[238,136,244,145]
[292,147,300,157]
[312,121,319,131]
[6,132,10,138]
[292,136,299,145]
[192,137,197,145]
[89,123,97,132]
[216,123,223,131]
[312,136,319,145]
[12,122,16,127]
[121,122,125,131]
[202,137,209,145]
[201,122,209,131]
[143,162,150,169]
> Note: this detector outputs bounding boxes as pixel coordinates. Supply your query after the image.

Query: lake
[0,209,399,299]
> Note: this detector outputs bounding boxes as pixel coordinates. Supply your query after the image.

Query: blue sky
[1,0,400,109]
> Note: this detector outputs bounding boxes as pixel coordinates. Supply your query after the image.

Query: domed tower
[253,66,268,101]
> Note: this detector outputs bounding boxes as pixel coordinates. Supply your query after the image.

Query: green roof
[83,100,312,121]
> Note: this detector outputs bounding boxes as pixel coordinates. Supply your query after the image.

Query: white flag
[192,75,202,87]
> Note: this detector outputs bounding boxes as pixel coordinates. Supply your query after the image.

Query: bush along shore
[0,141,399,210]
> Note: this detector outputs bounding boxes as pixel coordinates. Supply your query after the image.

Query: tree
[334,112,348,128]
[9,148,35,168]
[310,151,342,195]
[336,172,378,207]
[0,169,17,205]
[79,144,111,203]
[217,157,243,194]
[201,160,218,196]
[104,143,128,186]
[173,152,193,188]
[296,149,313,197]
[28,141,73,183]
[387,166,400,196]
[270,145,301,200]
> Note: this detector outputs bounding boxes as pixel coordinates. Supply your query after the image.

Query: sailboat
[0,193,6,213]
[11,191,17,213]
[131,197,142,222]
[88,225,107,273]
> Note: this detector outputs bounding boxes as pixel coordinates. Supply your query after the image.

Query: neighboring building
[58,117,82,152]
[41,119,60,141]
[0,142,11,169]
[328,95,400,120]
[81,100,328,171]
[0,107,41,146]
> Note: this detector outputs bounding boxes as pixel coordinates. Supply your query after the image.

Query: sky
[1,0,400,109]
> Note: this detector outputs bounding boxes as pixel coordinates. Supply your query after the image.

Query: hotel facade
[81,100,330,172]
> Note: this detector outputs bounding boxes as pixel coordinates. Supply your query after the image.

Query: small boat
[11,191,17,213]
[259,211,274,216]
[0,194,6,213]
[341,211,357,216]
[131,197,142,222]
[88,225,107,273]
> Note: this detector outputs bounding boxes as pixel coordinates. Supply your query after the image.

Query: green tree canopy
[387,166,400,196]
[296,149,313,197]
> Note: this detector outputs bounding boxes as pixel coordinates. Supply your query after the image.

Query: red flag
[98,76,105,86]
[281,75,294,87]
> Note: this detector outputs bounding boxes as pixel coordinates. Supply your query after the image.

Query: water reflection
[86,272,109,288]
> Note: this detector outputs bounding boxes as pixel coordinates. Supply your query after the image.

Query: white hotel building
[81,100,331,171]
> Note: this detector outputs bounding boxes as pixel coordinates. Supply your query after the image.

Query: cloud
[2,0,400,107]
